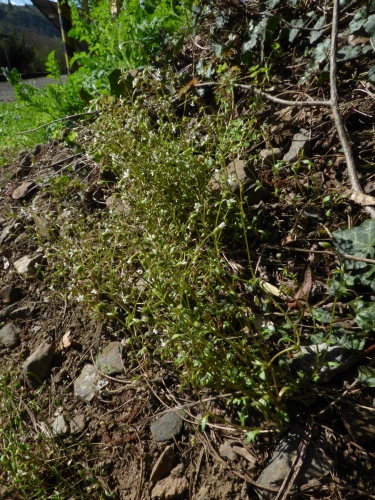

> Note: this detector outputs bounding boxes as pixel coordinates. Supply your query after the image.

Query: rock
[106,196,131,216]
[33,214,52,239]
[135,278,147,292]
[0,224,14,245]
[291,343,361,383]
[50,151,71,168]
[74,364,107,403]
[1,285,21,304]
[219,440,236,461]
[208,159,270,204]
[341,406,375,445]
[255,431,330,499]
[33,143,44,156]
[150,445,177,483]
[259,148,283,166]
[14,254,43,275]
[9,307,30,320]
[151,475,189,499]
[0,323,21,349]
[97,342,125,375]
[151,409,185,442]
[232,445,257,465]
[20,152,32,167]
[12,181,37,201]
[23,340,55,389]
[70,414,86,434]
[52,415,68,436]
[283,132,310,162]
[0,302,20,320]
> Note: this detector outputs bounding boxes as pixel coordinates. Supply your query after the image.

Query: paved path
[0,75,68,103]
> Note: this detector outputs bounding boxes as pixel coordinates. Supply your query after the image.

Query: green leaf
[337,45,362,62]
[212,43,223,57]
[312,38,330,62]
[364,14,375,36]
[355,303,375,332]
[332,219,375,259]
[201,414,209,431]
[311,307,332,324]
[289,19,304,43]
[310,16,326,44]
[368,64,375,82]
[246,429,261,442]
[358,366,375,387]
[348,6,367,34]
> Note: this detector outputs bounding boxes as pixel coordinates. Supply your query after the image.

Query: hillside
[0,3,65,73]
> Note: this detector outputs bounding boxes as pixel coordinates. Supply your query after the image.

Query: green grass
[0,101,52,165]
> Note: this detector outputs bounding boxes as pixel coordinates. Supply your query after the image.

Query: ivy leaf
[358,366,375,387]
[368,64,375,82]
[311,307,332,324]
[312,38,330,63]
[310,16,326,44]
[337,45,362,61]
[289,19,304,43]
[364,13,375,36]
[265,0,281,8]
[356,305,375,331]
[332,219,375,259]
[348,6,367,34]
[212,43,223,57]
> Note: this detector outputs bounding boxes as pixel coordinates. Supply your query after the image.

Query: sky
[0,0,33,4]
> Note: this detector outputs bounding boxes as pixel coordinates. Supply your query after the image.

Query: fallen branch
[14,111,98,135]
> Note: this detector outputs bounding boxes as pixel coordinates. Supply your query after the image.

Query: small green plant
[0,371,109,499]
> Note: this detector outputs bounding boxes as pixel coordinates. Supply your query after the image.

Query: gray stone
[283,133,310,162]
[150,445,176,483]
[14,254,43,275]
[291,343,361,383]
[12,181,37,201]
[0,224,14,245]
[255,431,329,499]
[33,214,52,239]
[106,196,131,216]
[0,323,21,348]
[74,364,107,403]
[52,415,68,436]
[0,303,20,320]
[208,159,270,204]
[151,409,185,442]
[97,342,125,375]
[342,406,375,445]
[70,414,86,434]
[10,307,30,320]
[23,340,55,389]
[219,440,236,461]
[259,148,283,166]
[1,285,21,304]
[151,475,189,499]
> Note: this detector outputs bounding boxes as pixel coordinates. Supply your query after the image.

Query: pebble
[14,254,43,275]
[0,303,20,320]
[283,132,310,162]
[74,364,107,403]
[0,323,21,349]
[1,285,21,304]
[70,414,86,434]
[150,409,185,442]
[97,341,125,375]
[52,415,68,436]
[12,181,37,201]
[150,445,176,483]
[22,340,55,389]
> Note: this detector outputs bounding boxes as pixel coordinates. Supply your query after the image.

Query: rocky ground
[1,123,375,500]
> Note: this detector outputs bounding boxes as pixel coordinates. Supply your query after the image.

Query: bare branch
[14,111,98,136]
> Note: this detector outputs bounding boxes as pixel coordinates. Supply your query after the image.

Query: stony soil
[1,132,375,500]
